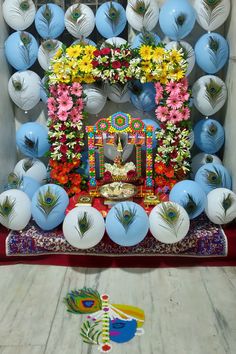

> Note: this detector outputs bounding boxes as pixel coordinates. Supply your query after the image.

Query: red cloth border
[0,224,235,268]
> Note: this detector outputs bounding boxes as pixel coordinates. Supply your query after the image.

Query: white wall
[223,1,236,192]
[0,0,17,191]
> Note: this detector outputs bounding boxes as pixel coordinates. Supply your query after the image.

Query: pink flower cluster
[155,79,190,123]
[48,82,84,122]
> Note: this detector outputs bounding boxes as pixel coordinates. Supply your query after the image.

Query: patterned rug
[6,214,227,258]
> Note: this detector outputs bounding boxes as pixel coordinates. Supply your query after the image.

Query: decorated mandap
[0,0,236,268]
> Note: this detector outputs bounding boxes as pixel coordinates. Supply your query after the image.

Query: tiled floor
[0,265,236,354]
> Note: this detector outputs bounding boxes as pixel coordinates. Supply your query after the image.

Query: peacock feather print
[23,135,38,156]
[158,202,184,238]
[115,204,137,233]
[182,194,200,217]
[69,4,82,22]
[37,186,60,217]
[203,165,223,189]
[19,0,30,11]
[200,0,225,28]
[22,158,34,172]
[204,79,224,109]
[64,287,145,352]
[216,192,236,223]
[74,212,93,239]
[105,2,121,32]
[0,196,16,222]
[64,288,102,314]
[20,31,32,66]
[7,172,23,189]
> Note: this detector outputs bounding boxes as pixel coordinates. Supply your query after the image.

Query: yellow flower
[78,57,93,73]
[84,74,95,84]
[83,45,96,58]
[141,61,152,74]
[139,45,153,60]
[66,45,83,58]
[152,47,165,62]
[52,62,64,74]
[168,49,183,63]
[54,48,63,59]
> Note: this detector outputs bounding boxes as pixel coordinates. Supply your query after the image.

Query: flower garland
[155,78,191,123]
[154,122,191,192]
[47,83,86,195]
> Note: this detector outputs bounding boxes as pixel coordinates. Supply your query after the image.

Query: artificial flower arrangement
[104,159,137,183]
[91,46,141,84]
[155,78,191,123]
[47,82,87,195]
[154,122,191,193]
[46,41,190,195]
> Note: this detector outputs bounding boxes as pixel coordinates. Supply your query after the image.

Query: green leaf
[80,320,102,345]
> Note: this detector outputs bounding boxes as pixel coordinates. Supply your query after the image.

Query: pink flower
[76,98,84,110]
[166,95,183,109]
[57,95,73,112]
[166,81,179,93]
[180,78,188,90]
[58,110,69,121]
[69,108,83,122]
[156,106,170,122]
[181,107,190,120]
[70,82,83,97]
[49,85,58,96]
[57,84,69,96]
[169,110,182,123]
[179,91,190,102]
[155,82,164,104]
[48,97,57,113]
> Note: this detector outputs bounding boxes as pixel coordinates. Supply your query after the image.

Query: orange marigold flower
[155,162,166,174]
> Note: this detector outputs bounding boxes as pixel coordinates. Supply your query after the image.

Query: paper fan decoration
[65,4,95,38]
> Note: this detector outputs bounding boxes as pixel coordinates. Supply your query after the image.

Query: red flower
[112,61,121,69]
[101,48,111,55]
[60,145,68,154]
[127,170,137,179]
[121,61,129,68]
[93,50,100,57]
[92,60,99,67]
[104,171,112,182]
[60,135,67,143]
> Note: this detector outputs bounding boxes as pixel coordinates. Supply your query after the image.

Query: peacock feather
[0,196,15,221]
[80,320,102,345]
[105,2,121,29]
[37,186,60,217]
[12,78,24,92]
[183,194,199,216]
[203,0,222,12]
[209,36,219,52]
[70,4,82,22]
[130,0,149,16]
[222,193,233,215]
[115,204,137,233]
[64,287,102,314]
[42,39,58,53]
[175,13,186,27]
[205,79,224,109]
[20,31,31,47]
[139,31,156,46]
[205,155,214,163]
[158,202,183,238]
[208,122,218,136]
[20,0,30,11]
[23,158,34,172]
[42,4,53,25]
[204,166,222,188]
[7,172,22,189]
[23,135,38,156]
[74,212,92,239]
